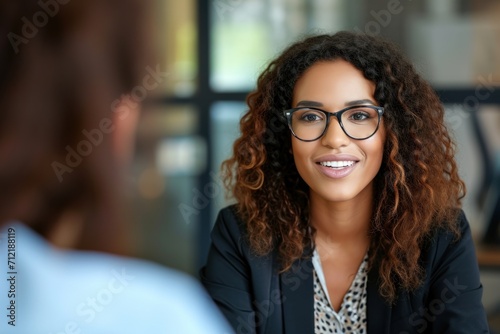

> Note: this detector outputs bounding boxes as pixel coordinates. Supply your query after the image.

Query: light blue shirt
[0,223,233,334]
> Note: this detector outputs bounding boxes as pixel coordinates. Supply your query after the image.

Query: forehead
[292,60,376,107]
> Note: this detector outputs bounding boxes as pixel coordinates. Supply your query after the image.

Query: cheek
[363,137,385,168]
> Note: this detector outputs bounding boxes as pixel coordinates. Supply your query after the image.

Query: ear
[112,95,141,166]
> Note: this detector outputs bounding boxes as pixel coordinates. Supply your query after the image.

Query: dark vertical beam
[195,0,213,271]
[435,88,500,210]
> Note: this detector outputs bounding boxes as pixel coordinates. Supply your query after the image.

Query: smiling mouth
[317,161,356,168]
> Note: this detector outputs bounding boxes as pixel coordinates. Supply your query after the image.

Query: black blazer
[200,205,489,333]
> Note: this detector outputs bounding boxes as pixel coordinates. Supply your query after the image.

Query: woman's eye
[350,112,369,121]
[300,113,323,122]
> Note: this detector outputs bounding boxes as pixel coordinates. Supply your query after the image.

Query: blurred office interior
[129,0,500,329]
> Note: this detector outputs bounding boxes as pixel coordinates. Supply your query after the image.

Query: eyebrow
[345,99,376,106]
[295,99,376,107]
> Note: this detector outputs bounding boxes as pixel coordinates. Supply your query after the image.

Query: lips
[314,154,359,178]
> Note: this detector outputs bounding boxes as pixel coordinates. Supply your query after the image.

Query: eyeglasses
[283,105,384,141]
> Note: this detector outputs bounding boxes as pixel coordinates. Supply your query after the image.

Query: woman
[201,31,489,333]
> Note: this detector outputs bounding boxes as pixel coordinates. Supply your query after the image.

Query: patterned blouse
[312,249,368,334]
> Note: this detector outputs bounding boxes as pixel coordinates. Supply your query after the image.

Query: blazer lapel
[367,266,392,333]
[280,257,314,334]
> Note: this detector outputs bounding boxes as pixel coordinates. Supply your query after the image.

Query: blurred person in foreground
[0,1,233,333]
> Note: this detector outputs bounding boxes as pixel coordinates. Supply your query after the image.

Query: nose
[320,118,350,148]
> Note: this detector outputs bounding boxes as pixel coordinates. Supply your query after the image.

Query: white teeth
[319,161,355,168]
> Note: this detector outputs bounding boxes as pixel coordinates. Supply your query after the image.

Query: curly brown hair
[222,31,465,302]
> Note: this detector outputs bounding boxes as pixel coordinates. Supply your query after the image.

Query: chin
[310,181,374,204]
[312,188,359,203]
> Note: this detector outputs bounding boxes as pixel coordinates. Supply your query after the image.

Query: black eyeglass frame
[282,105,385,142]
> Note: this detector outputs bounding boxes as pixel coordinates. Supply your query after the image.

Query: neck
[310,188,373,248]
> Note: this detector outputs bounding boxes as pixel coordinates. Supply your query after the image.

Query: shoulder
[5,223,231,333]
[405,211,489,332]
[214,204,246,232]
[211,204,249,249]
[203,204,274,280]
[427,210,472,256]
[422,209,479,281]
[69,256,231,333]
